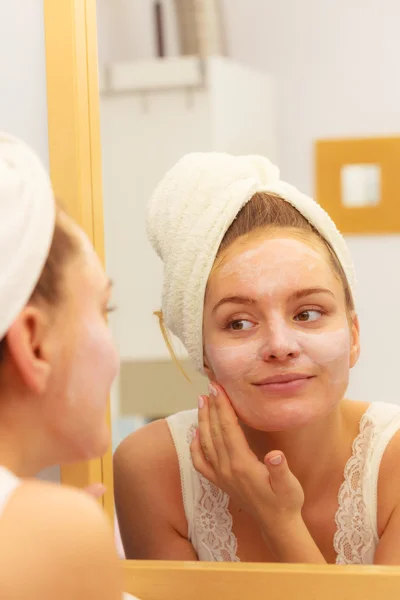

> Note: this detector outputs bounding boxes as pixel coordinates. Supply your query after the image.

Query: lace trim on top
[187,424,240,562]
[334,410,377,564]
[168,418,190,538]
[188,410,378,564]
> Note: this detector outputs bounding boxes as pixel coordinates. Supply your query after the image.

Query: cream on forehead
[211,237,334,300]
[219,237,327,277]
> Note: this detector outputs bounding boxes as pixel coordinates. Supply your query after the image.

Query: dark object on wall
[154,1,165,58]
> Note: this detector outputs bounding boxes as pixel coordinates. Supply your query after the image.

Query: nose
[258,320,300,362]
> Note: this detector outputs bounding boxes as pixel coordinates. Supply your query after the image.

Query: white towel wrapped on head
[0,133,55,340]
[147,152,356,372]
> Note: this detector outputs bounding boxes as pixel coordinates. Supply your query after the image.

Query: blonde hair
[157,192,354,374]
[154,311,191,382]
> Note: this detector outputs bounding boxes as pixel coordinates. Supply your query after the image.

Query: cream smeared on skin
[216,237,321,298]
[204,235,356,432]
[64,227,119,410]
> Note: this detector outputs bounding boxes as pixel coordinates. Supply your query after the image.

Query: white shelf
[99,56,204,94]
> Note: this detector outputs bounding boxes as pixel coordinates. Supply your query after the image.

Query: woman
[0,132,122,599]
[114,152,400,565]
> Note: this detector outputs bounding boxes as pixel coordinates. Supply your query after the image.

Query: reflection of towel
[0,133,55,338]
[147,152,356,372]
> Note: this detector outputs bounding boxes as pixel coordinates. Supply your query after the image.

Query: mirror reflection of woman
[115,153,400,565]
[0,133,124,599]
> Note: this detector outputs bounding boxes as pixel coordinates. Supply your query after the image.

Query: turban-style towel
[147,152,356,372]
[0,133,55,339]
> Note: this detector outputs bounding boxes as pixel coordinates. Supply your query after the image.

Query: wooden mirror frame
[43,0,114,522]
[43,2,400,597]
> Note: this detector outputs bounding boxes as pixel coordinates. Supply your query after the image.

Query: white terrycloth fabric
[147,152,356,372]
[0,133,55,339]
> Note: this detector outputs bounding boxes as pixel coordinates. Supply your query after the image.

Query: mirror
[95,0,400,568]
[341,163,381,208]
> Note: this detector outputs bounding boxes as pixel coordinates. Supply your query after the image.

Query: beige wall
[119,360,207,418]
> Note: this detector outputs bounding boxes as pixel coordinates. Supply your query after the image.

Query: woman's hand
[84,483,107,500]
[190,382,304,536]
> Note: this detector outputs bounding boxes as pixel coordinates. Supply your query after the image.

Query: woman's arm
[374,504,400,564]
[114,420,198,560]
[373,429,400,565]
[0,481,121,600]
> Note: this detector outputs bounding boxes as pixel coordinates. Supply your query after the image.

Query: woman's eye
[229,319,254,331]
[294,310,322,323]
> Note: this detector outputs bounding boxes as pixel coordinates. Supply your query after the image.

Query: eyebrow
[212,287,334,314]
[212,295,256,314]
[288,287,335,302]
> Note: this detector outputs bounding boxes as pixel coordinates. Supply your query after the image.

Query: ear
[349,312,360,369]
[6,307,52,394]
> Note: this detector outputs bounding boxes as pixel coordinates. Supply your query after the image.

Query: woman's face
[41,224,119,462]
[203,231,359,432]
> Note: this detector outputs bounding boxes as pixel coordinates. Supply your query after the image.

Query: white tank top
[0,466,20,518]
[167,402,400,564]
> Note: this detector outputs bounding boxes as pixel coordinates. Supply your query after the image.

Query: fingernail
[269,455,282,466]
[198,395,204,409]
[208,382,218,396]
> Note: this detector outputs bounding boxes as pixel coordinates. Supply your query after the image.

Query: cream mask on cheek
[206,327,350,387]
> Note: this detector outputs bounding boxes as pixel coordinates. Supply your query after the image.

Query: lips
[253,373,314,386]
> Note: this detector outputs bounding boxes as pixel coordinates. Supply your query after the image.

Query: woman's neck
[0,393,54,477]
[240,400,366,500]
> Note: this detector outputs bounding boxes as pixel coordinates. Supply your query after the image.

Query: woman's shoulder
[114,416,179,470]
[344,399,400,431]
[113,416,190,549]
[352,402,400,538]
[114,409,198,472]
[1,478,115,542]
[4,477,104,513]
[113,413,194,497]
[0,480,120,599]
